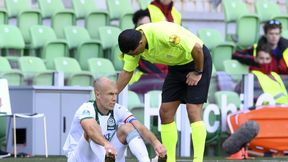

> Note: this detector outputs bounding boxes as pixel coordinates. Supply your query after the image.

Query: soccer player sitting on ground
[63,77,166,162]
[117,21,212,162]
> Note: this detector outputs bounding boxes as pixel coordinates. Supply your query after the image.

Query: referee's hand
[186,72,202,86]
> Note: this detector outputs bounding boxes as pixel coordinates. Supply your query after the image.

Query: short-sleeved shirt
[63,101,134,156]
[123,21,204,72]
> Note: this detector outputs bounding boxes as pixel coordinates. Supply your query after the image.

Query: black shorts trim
[162,45,212,104]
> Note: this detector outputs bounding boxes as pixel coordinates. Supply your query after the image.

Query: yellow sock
[161,122,177,162]
[191,121,206,162]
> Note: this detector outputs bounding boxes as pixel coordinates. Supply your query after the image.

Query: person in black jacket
[233,20,288,74]
[258,20,288,60]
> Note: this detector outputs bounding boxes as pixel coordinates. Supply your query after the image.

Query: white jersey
[63,101,134,156]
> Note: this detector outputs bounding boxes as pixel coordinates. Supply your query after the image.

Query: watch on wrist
[194,70,203,75]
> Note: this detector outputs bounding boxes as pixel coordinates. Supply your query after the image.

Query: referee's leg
[187,103,206,162]
[159,101,180,162]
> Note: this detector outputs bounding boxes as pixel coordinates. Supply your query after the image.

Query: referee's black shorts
[162,45,212,104]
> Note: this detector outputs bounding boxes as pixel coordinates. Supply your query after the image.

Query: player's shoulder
[76,101,95,113]
[113,103,127,111]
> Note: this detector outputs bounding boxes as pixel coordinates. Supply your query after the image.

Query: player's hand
[154,143,167,158]
[104,143,117,157]
[186,71,202,86]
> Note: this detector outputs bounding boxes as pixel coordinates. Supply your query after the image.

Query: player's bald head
[94,77,116,92]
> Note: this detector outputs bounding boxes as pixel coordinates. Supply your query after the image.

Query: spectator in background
[257,19,288,74]
[233,44,288,104]
[148,0,181,25]
[233,44,279,74]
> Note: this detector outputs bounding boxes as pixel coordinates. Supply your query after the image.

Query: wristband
[194,70,203,75]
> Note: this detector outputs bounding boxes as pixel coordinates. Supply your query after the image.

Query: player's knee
[126,129,140,143]
[117,123,136,143]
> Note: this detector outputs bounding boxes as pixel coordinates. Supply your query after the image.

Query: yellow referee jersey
[122,21,203,72]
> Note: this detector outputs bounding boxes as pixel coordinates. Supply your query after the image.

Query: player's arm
[186,43,204,86]
[116,70,133,92]
[81,118,116,154]
[131,120,166,157]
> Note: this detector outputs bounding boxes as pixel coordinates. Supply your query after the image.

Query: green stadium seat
[18,56,54,86]
[138,0,152,10]
[128,91,144,123]
[71,0,109,39]
[37,0,76,38]
[64,26,102,70]
[87,58,117,79]
[53,57,93,86]
[0,57,23,86]
[0,9,7,24]
[0,25,25,60]
[255,0,288,30]
[214,91,241,109]
[119,13,134,30]
[222,0,251,39]
[98,26,122,52]
[223,60,249,82]
[197,28,235,71]
[4,0,42,44]
[255,0,286,22]
[106,0,134,20]
[236,15,260,49]
[197,28,235,49]
[29,25,69,69]
[111,44,123,71]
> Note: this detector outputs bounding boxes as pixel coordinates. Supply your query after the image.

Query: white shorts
[68,134,127,162]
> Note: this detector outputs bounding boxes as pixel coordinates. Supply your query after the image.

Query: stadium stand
[255,0,288,30]
[87,58,117,79]
[106,0,134,20]
[97,26,122,58]
[18,56,54,86]
[37,0,76,38]
[29,25,69,69]
[223,60,249,83]
[63,26,102,70]
[71,0,109,39]
[4,0,42,46]
[0,57,23,86]
[53,57,93,86]
[0,25,25,61]
[127,90,144,123]
[111,44,123,71]
[197,28,235,71]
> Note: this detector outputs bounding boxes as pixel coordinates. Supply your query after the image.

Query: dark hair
[263,19,282,34]
[132,9,150,28]
[118,29,142,54]
[256,43,272,56]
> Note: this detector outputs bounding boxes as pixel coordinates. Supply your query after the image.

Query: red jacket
[232,47,288,74]
[232,46,288,74]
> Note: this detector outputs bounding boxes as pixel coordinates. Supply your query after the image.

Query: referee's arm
[117,70,133,92]
[191,43,204,73]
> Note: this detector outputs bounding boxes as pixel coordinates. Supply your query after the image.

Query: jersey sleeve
[75,103,95,122]
[123,54,141,72]
[114,104,136,123]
